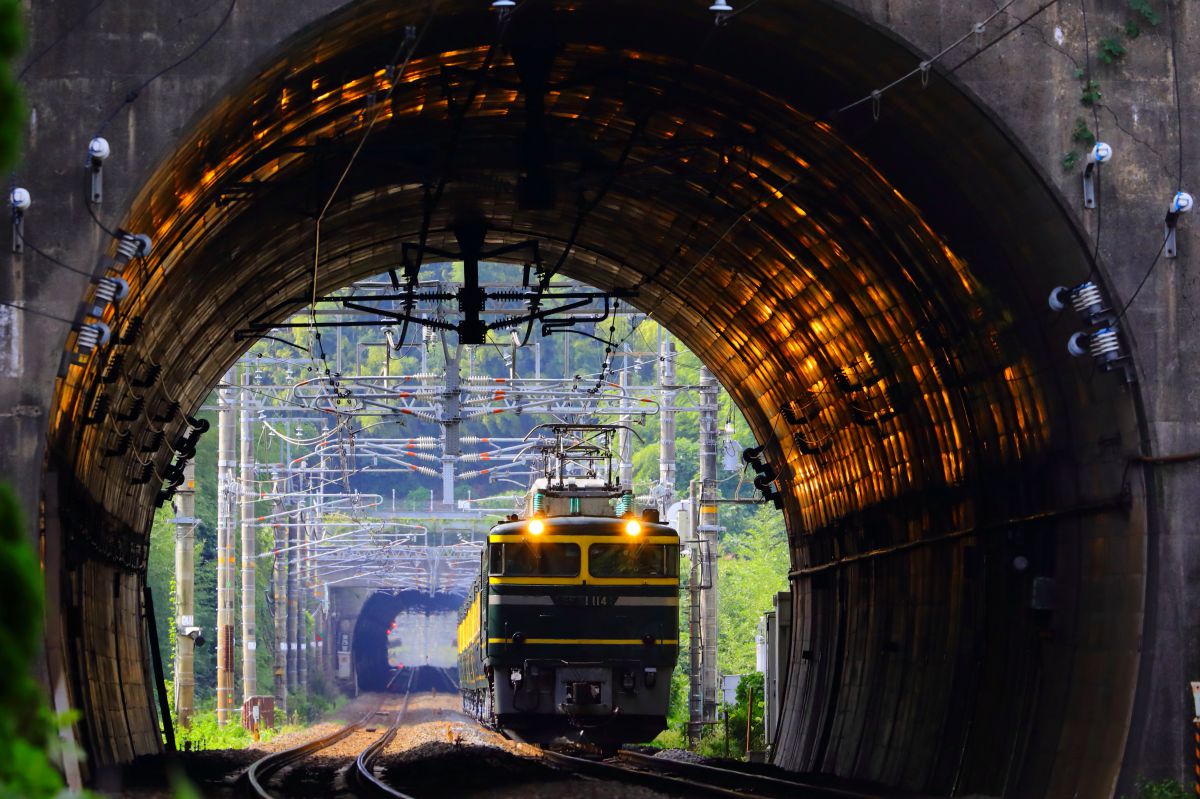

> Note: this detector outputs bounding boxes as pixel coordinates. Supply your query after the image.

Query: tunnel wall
[4,1,1199,794]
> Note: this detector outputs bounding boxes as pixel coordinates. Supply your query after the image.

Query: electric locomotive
[457,426,680,746]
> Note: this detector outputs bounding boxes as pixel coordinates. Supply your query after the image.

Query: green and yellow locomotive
[457,426,680,746]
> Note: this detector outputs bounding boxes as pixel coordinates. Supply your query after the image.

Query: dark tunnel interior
[352,591,463,692]
[44,1,1145,795]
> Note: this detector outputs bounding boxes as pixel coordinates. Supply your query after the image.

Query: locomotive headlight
[624,520,641,537]
[528,519,544,536]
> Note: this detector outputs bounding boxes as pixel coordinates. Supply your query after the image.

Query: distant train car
[457,430,680,747]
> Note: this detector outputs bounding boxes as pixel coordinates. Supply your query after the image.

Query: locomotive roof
[489,516,678,537]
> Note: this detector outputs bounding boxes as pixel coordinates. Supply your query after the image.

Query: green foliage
[1079,80,1102,108]
[1129,0,1160,27]
[0,0,23,170]
[146,506,178,688]
[1061,151,1081,172]
[287,687,344,725]
[0,483,73,798]
[1072,117,1097,147]
[1124,20,1141,39]
[1122,779,1189,799]
[1098,37,1126,64]
[177,708,280,750]
[718,506,789,675]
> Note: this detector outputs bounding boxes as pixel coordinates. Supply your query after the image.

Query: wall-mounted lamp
[1165,191,1193,259]
[88,137,110,204]
[1082,142,1112,209]
[10,187,29,254]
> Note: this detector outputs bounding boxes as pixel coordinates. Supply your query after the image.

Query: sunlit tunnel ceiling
[45,0,1139,791]
[50,0,1082,555]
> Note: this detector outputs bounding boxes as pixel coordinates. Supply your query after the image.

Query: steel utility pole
[699,366,720,724]
[658,333,676,514]
[440,336,462,510]
[240,362,258,705]
[172,460,197,727]
[216,369,236,725]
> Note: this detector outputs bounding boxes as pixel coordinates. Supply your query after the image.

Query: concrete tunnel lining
[41,0,1146,795]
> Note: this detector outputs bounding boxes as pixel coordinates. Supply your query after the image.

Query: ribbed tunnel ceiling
[54,6,1060,537]
[47,0,1142,794]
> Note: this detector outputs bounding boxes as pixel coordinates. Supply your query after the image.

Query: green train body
[457,506,680,746]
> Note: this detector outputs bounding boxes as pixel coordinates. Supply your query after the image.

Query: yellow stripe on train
[487,637,679,645]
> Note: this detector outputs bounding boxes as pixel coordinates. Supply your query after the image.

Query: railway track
[244,673,418,799]
[541,747,893,799]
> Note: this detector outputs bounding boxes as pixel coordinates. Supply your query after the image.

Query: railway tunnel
[32,0,1160,796]
[349,590,462,692]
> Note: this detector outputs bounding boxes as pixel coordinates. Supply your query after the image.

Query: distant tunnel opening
[44,0,1147,795]
[352,591,462,693]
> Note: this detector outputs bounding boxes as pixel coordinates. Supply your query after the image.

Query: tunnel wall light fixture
[10,187,29,254]
[1082,142,1112,209]
[1165,191,1193,258]
[88,137,110,204]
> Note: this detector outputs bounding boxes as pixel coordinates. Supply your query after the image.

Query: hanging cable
[0,299,75,324]
[1114,0,1186,320]
[308,3,439,322]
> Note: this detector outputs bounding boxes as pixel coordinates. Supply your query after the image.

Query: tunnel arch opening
[45,1,1146,795]
[351,591,463,692]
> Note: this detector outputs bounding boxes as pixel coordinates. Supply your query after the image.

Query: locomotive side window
[490,542,581,577]
[588,544,680,578]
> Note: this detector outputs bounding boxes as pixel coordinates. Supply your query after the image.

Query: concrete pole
[272,487,288,718]
[216,369,236,726]
[618,348,633,490]
[240,363,258,705]
[287,506,299,693]
[172,460,197,728]
[298,511,310,694]
[658,333,677,514]
[698,366,720,724]
[683,486,702,747]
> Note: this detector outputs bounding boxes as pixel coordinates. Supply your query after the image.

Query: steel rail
[540,749,763,798]
[244,695,388,798]
[354,670,419,798]
[613,749,892,799]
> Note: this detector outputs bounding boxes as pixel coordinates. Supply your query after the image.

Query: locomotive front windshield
[490,542,581,576]
[588,543,680,578]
